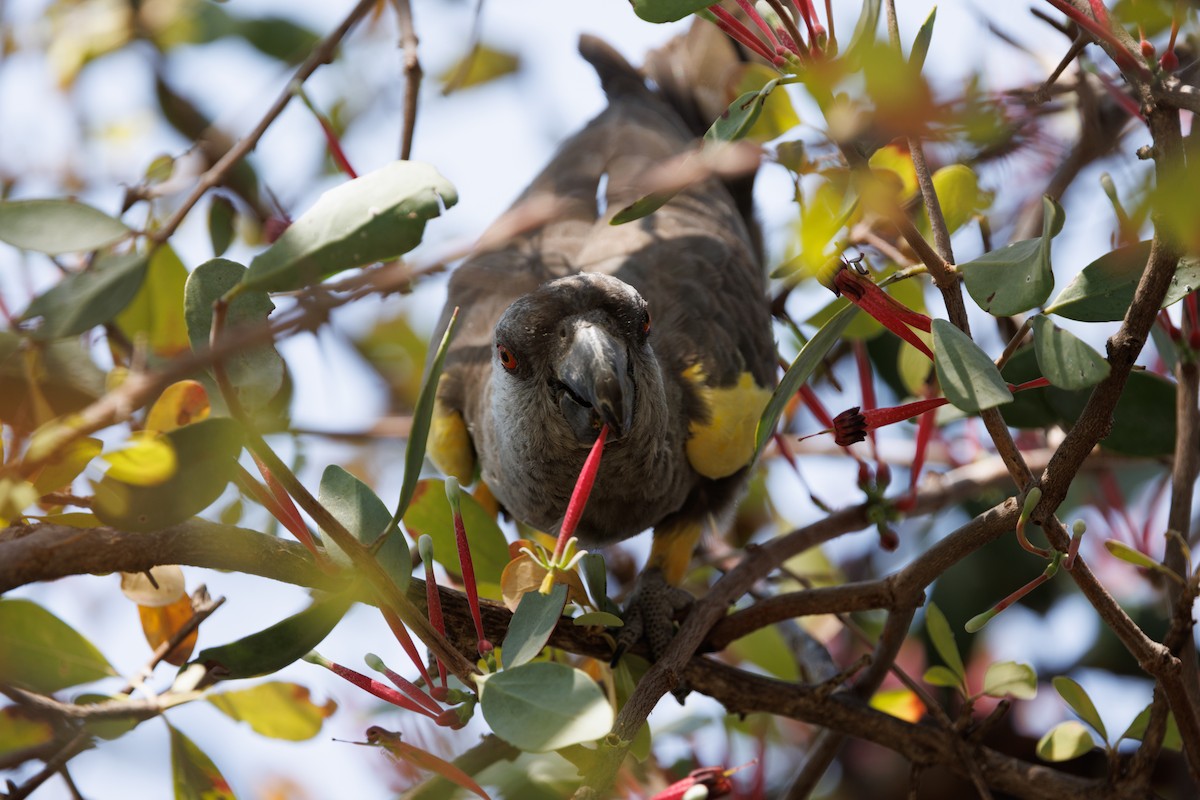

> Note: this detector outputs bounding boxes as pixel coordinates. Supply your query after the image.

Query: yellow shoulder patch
[683,366,772,480]
[428,396,476,484]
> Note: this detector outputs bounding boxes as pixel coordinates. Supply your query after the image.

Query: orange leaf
[137,593,198,666]
[499,552,587,611]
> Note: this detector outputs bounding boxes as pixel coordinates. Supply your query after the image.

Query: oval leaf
[630,0,717,24]
[0,199,130,255]
[191,591,353,682]
[1031,315,1110,390]
[573,611,624,628]
[502,584,567,669]
[983,661,1038,700]
[1052,675,1107,741]
[1045,242,1200,321]
[93,417,243,532]
[146,380,211,434]
[184,258,285,411]
[924,601,964,680]
[705,89,768,144]
[22,251,149,340]
[962,195,1061,316]
[169,724,236,800]
[932,319,1012,413]
[478,661,614,752]
[1121,704,1182,751]
[403,478,508,593]
[1036,720,1096,762]
[208,682,336,741]
[319,465,409,591]
[369,727,491,799]
[242,161,457,293]
[0,599,116,692]
[923,665,963,689]
[1103,539,1183,583]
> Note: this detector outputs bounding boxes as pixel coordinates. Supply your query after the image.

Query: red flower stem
[446,479,491,653]
[379,607,434,688]
[1087,0,1109,26]
[861,396,948,429]
[710,7,778,63]
[798,384,835,428]
[295,86,358,179]
[365,654,442,714]
[1158,310,1181,342]
[854,342,880,458]
[993,572,1051,616]
[309,655,438,719]
[906,404,936,499]
[554,425,608,560]
[1044,0,1147,76]
[421,553,449,692]
[793,0,819,43]
[735,0,783,52]
[236,462,326,564]
[823,0,834,46]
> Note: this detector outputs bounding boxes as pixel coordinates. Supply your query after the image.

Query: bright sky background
[0,0,1174,797]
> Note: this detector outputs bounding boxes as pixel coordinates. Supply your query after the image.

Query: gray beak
[556,322,634,441]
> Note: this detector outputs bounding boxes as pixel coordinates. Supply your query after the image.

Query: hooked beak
[556,322,634,442]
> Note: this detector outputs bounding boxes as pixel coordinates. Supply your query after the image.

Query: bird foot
[612,568,694,702]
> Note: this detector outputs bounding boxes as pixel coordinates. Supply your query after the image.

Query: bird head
[491,273,654,445]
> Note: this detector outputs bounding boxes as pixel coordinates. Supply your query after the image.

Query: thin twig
[390,0,422,160]
[152,0,379,244]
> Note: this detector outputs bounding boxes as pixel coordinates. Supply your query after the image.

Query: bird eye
[497,343,518,371]
[641,310,652,336]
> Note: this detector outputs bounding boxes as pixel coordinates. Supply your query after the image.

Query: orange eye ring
[642,310,652,336]
[497,343,517,371]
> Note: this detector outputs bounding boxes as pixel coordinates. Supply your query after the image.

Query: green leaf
[232,17,320,66]
[242,161,457,293]
[478,662,614,752]
[610,191,675,226]
[923,665,963,689]
[93,417,244,533]
[932,319,1013,413]
[924,602,965,680]
[983,661,1038,700]
[502,584,567,669]
[629,0,713,23]
[1045,242,1200,321]
[184,258,285,411]
[1052,675,1108,742]
[31,436,102,495]
[1121,704,1182,751]
[394,308,458,523]
[319,465,409,591]
[0,705,55,756]
[0,199,131,255]
[402,479,508,594]
[208,195,236,258]
[728,623,801,682]
[845,0,884,63]
[76,693,142,741]
[735,64,800,142]
[1031,315,1110,390]
[439,44,521,92]
[910,6,937,73]
[192,591,353,682]
[208,681,335,741]
[116,245,192,357]
[756,303,858,457]
[22,251,149,340]
[1036,720,1096,762]
[168,724,237,800]
[961,195,1062,316]
[1103,540,1184,583]
[705,88,770,144]
[0,599,115,692]
[573,611,623,627]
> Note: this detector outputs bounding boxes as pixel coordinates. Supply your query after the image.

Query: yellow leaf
[116,245,192,357]
[101,432,177,486]
[0,478,38,526]
[440,44,520,93]
[929,164,992,235]
[734,64,800,142]
[869,143,918,199]
[121,565,186,606]
[31,436,102,495]
[146,380,210,433]
[870,687,926,722]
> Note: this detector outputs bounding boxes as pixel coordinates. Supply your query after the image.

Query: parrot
[425,34,776,663]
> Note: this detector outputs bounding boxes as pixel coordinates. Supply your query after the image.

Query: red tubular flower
[832,268,934,360]
[446,478,492,654]
[305,654,438,720]
[555,424,608,559]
